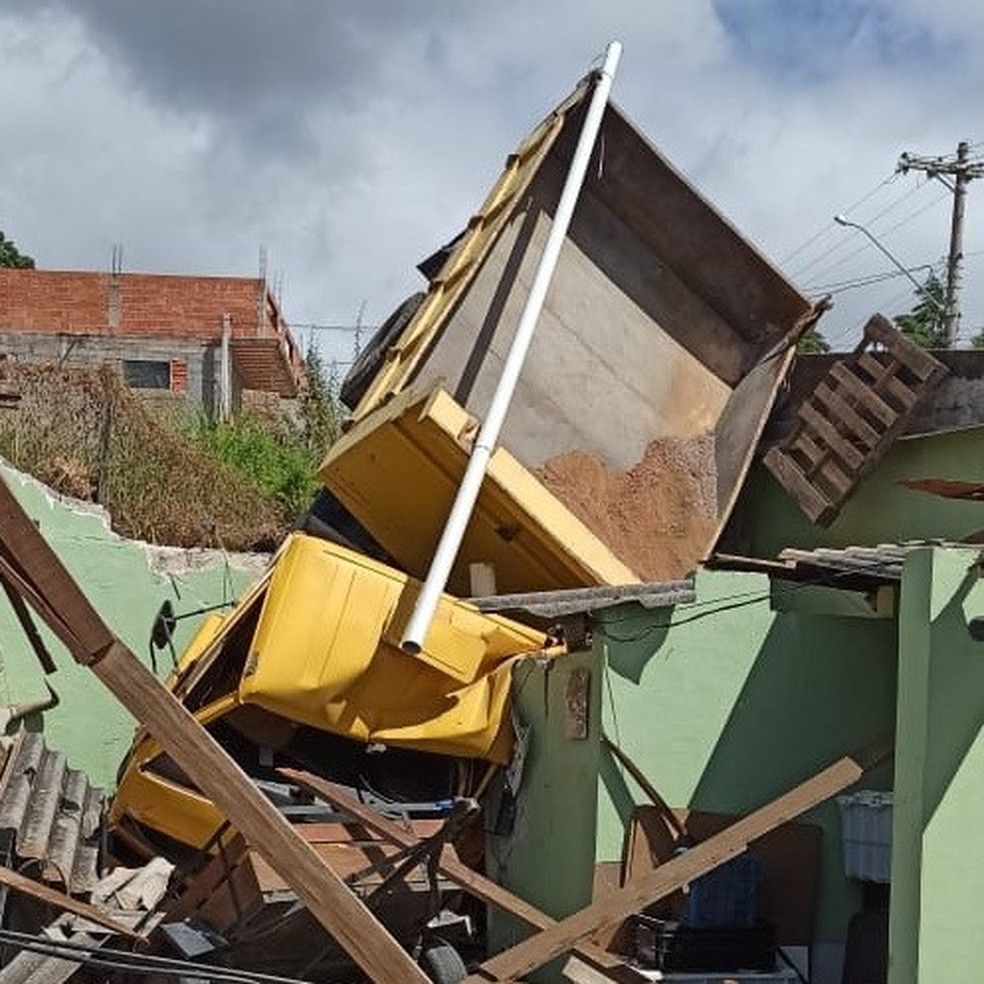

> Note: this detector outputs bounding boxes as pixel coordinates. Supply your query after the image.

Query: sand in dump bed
[534,434,719,582]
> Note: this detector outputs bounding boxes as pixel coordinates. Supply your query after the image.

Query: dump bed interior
[397,100,814,580]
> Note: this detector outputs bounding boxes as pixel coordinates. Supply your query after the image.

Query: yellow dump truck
[110,532,561,855]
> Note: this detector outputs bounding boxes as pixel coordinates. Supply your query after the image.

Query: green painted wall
[736,427,984,560]
[486,651,602,984]
[0,463,265,787]
[596,568,897,944]
[893,546,984,984]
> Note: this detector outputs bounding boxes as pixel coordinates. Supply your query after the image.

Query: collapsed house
[0,44,982,984]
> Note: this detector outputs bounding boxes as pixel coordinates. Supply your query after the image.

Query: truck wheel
[419,942,467,984]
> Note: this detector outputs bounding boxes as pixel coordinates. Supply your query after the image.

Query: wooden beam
[278,768,647,984]
[600,735,685,841]
[0,479,429,984]
[863,313,942,381]
[459,737,893,982]
[0,482,113,662]
[90,643,429,984]
[796,401,866,472]
[0,574,57,674]
[812,383,881,448]
[828,363,897,428]
[762,447,835,524]
[0,864,140,939]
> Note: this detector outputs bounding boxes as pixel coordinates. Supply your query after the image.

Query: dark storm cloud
[5,0,461,154]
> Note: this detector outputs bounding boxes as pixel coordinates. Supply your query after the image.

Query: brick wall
[0,271,110,333]
[0,270,304,394]
[0,270,267,340]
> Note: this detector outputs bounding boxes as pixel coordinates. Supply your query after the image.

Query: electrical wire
[799,188,950,290]
[779,171,897,267]
[596,526,935,647]
[0,928,313,984]
[788,178,924,280]
[804,261,938,296]
[597,593,773,643]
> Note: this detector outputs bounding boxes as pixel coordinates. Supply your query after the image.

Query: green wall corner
[0,463,266,787]
[596,567,896,946]
[894,546,984,984]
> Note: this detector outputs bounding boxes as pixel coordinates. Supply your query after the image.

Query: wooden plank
[797,401,866,472]
[90,643,430,984]
[863,314,943,381]
[811,383,881,449]
[461,737,893,983]
[278,769,647,983]
[789,430,827,473]
[829,363,897,427]
[788,434,853,499]
[0,866,139,939]
[0,486,430,984]
[816,459,854,498]
[0,578,57,674]
[786,434,852,499]
[600,736,685,841]
[855,353,917,410]
[165,834,250,925]
[762,448,835,524]
[0,482,113,662]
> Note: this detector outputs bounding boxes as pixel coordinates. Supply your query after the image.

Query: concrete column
[219,313,232,422]
[893,546,984,984]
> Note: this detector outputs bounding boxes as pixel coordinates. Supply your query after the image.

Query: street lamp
[833,214,943,311]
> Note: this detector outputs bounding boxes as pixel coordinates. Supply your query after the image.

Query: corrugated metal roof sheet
[471,580,696,618]
[0,732,104,896]
[709,542,962,590]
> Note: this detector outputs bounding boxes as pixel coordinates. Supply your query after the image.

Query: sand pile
[535,433,718,581]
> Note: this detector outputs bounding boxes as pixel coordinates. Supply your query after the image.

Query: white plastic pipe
[402,41,623,654]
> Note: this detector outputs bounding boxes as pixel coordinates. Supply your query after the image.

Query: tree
[297,347,341,458]
[0,231,34,269]
[894,271,946,349]
[797,328,831,354]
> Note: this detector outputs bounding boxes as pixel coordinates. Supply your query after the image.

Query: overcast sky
[1,0,983,366]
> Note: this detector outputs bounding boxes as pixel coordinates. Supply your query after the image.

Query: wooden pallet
[764,314,947,525]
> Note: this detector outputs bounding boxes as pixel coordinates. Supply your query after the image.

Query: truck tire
[419,942,467,984]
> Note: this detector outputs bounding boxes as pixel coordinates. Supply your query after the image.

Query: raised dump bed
[326,76,819,594]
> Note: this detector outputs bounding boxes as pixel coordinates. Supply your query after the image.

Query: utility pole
[898,141,984,346]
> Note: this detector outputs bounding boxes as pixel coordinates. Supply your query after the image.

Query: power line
[804,261,939,296]
[291,323,372,333]
[823,258,946,350]
[898,140,984,344]
[779,171,898,266]
[789,178,928,280]
[800,189,950,287]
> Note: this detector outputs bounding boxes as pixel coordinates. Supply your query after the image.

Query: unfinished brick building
[0,269,305,415]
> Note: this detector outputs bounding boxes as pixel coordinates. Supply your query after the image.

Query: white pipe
[220,312,232,422]
[402,41,623,654]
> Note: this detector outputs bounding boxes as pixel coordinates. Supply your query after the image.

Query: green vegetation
[797,328,831,354]
[894,272,947,349]
[183,350,341,519]
[0,231,34,269]
[185,413,316,517]
[0,352,343,551]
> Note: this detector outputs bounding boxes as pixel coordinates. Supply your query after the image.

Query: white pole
[402,41,623,654]
[220,312,232,422]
